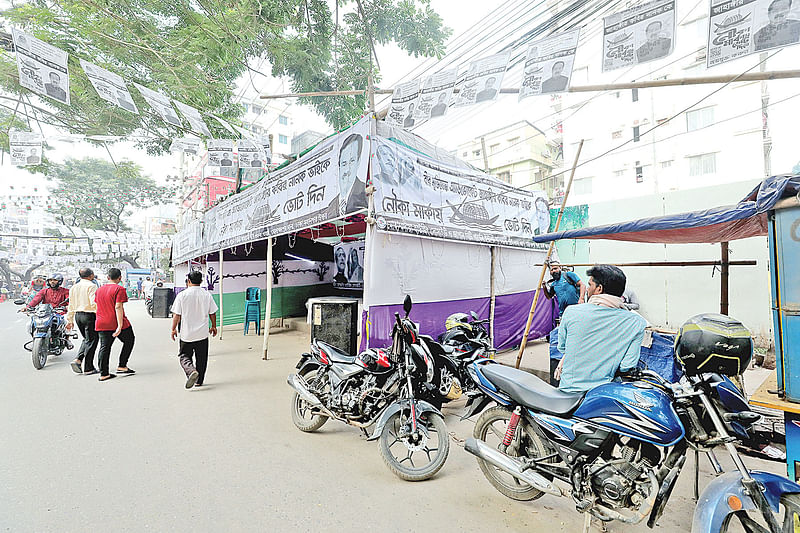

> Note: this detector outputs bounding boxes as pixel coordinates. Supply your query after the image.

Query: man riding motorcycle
[22,273,70,314]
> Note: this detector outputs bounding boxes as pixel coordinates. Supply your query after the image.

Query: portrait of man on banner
[338,133,366,215]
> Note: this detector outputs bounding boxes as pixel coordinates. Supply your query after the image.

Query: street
[0,300,783,532]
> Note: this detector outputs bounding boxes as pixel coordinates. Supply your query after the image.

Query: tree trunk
[119,254,140,268]
[0,259,45,282]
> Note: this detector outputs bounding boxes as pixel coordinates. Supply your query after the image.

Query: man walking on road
[171,271,218,389]
[95,268,135,382]
[66,267,99,374]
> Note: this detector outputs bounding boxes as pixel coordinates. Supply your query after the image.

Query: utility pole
[480,137,490,172]
[759,53,772,177]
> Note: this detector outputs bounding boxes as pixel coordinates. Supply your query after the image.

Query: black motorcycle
[15,299,75,369]
[287,295,450,481]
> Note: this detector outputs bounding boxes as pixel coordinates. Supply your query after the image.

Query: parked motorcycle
[463,313,800,532]
[15,299,75,369]
[287,295,450,481]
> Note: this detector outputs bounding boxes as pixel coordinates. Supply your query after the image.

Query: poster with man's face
[9,129,43,166]
[207,139,236,169]
[602,0,675,71]
[173,99,212,137]
[415,69,457,120]
[134,83,183,128]
[519,29,581,99]
[333,241,365,290]
[337,117,370,216]
[453,52,510,107]
[12,28,70,105]
[80,59,138,114]
[386,79,421,129]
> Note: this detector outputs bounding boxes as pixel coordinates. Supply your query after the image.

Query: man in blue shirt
[544,260,585,385]
[554,264,646,393]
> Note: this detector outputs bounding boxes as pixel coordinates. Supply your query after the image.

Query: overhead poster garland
[12,28,70,105]
[519,28,581,99]
[134,83,183,127]
[9,129,43,166]
[386,80,421,129]
[415,68,457,120]
[80,59,138,113]
[453,52,510,107]
[602,0,676,71]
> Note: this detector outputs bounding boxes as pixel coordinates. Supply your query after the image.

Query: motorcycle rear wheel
[379,410,449,482]
[31,338,47,370]
[473,406,554,501]
[720,493,800,532]
[291,368,328,432]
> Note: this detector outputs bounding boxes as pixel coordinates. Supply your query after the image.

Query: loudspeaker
[310,299,359,355]
[151,287,174,319]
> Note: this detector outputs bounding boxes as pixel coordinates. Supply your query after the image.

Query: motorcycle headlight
[33,317,49,328]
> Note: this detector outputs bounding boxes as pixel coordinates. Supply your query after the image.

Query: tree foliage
[46,157,171,232]
[0,0,450,150]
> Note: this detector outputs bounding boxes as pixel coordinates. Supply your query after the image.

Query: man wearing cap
[170,271,218,389]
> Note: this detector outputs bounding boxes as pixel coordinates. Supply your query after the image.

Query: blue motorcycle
[463,314,800,532]
[16,300,74,369]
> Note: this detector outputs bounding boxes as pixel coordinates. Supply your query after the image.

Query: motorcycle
[15,299,76,369]
[463,315,800,532]
[287,295,450,481]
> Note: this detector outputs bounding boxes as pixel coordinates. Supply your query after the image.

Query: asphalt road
[0,300,783,532]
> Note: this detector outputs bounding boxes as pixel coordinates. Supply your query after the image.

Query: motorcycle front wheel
[290,368,328,432]
[379,410,449,481]
[31,337,47,370]
[721,493,800,532]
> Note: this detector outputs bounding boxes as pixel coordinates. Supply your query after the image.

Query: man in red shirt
[95,268,135,381]
[23,273,69,313]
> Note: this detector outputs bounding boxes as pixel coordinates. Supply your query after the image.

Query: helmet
[47,273,64,288]
[445,313,472,332]
[674,313,752,377]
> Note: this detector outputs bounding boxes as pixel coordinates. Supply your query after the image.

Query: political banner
[386,80,421,129]
[415,69,457,120]
[80,59,138,113]
[134,83,183,127]
[371,137,549,249]
[169,137,202,155]
[602,0,675,71]
[707,0,800,67]
[519,29,581,99]
[173,100,212,136]
[207,139,236,169]
[237,139,266,169]
[9,129,43,166]
[12,28,70,105]
[332,240,365,290]
[335,116,370,216]
[453,52,510,107]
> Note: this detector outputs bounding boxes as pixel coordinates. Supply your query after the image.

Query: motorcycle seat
[317,341,356,364]
[481,364,585,416]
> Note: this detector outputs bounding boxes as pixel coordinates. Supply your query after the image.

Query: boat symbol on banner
[446,199,500,229]
[248,202,281,228]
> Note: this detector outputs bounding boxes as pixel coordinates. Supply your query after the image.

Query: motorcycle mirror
[470,310,479,320]
[403,295,412,317]
[13,299,24,305]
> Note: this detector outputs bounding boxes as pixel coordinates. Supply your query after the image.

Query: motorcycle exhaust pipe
[287,374,336,419]
[464,438,562,497]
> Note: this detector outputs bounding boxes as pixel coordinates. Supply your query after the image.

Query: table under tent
[172,115,557,357]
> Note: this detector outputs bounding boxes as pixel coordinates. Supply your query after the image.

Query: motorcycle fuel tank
[573,381,684,446]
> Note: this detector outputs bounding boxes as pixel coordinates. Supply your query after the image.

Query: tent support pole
[489,246,496,346]
[721,241,730,315]
[515,140,584,370]
[219,248,224,340]
[364,184,376,349]
[262,237,273,360]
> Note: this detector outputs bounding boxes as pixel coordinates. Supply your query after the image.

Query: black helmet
[47,273,64,288]
[674,313,752,377]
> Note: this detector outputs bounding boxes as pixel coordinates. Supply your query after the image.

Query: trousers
[75,312,98,372]
[97,326,135,376]
[179,338,209,385]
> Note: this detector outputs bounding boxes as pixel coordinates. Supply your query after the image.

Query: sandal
[98,374,116,382]
[117,368,136,374]
[70,360,82,374]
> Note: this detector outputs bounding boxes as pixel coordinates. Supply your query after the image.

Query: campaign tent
[173,116,557,355]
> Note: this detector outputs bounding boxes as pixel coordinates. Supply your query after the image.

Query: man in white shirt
[66,267,99,374]
[170,271,218,389]
[141,277,154,299]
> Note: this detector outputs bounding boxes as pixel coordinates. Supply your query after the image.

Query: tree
[0,1,450,151]
[0,258,45,286]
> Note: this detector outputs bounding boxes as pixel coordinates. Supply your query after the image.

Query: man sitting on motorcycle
[554,264,646,393]
[23,273,70,314]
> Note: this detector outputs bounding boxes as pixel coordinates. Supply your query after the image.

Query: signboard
[386,80,421,129]
[9,129,43,166]
[602,0,676,71]
[80,59,138,113]
[332,240,365,290]
[134,83,183,127]
[12,28,70,105]
[415,69,457,120]
[519,29,581,99]
[371,137,549,249]
[453,52,510,107]
[707,0,800,67]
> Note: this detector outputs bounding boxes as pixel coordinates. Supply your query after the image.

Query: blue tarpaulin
[535,175,800,244]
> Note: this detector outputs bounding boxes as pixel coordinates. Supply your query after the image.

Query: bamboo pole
[262,237,273,360]
[218,248,224,340]
[515,140,584,370]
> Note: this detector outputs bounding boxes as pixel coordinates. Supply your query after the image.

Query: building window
[574,177,592,194]
[497,171,511,183]
[462,151,468,157]
[632,88,639,102]
[686,107,714,132]
[635,162,644,183]
[613,169,626,178]
[279,134,288,144]
[633,126,640,142]
[507,136,520,144]
[688,153,716,176]
[612,130,622,139]
[660,160,673,168]
[490,143,500,154]
[473,149,481,157]
[279,115,288,125]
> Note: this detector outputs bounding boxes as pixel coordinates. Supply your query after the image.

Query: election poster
[385,80,420,129]
[332,240,365,290]
[9,129,43,166]
[370,137,548,249]
[707,0,800,67]
[133,83,183,127]
[80,59,138,113]
[207,139,236,169]
[519,29,581,100]
[415,69,457,120]
[453,52,510,107]
[237,139,266,169]
[169,137,202,155]
[173,99,212,137]
[602,0,676,71]
[12,28,70,104]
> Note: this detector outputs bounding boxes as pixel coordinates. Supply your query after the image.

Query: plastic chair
[243,287,261,335]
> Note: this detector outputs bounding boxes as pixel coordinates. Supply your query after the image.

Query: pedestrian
[95,268,135,382]
[170,270,218,389]
[66,267,99,375]
[141,276,154,299]
[136,278,143,299]
[542,260,586,386]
